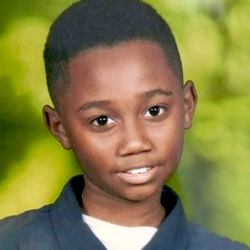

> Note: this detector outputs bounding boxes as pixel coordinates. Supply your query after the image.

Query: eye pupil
[96,116,108,126]
[149,106,160,116]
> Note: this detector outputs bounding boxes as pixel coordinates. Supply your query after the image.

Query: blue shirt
[0,175,249,250]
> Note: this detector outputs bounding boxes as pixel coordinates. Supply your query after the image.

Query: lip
[116,165,159,185]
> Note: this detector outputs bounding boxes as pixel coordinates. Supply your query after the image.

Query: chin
[117,184,162,202]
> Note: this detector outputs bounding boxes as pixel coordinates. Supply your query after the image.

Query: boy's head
[44,0,183,106]
[43,0,197,203]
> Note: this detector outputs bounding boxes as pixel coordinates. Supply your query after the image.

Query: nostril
[118,135,153,157]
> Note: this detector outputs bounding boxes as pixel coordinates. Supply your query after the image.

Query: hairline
[51,38,183,109]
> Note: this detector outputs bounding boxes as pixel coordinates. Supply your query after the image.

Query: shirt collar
[50,175,188,250]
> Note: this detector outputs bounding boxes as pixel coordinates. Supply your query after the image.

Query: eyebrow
[78,100,111,112]
[78,88,173,112]
[142,88,173,98]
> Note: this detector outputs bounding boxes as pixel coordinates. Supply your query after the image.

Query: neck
[81,181,166,228]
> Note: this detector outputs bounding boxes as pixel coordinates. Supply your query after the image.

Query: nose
[117,121,153,156]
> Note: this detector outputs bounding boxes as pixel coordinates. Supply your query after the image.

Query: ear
[42,105,72,150]
[183,80,198,129]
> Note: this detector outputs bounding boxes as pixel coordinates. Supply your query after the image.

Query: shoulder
[159,186,250,250]
[0,205,52,247]
[186,222,250,250]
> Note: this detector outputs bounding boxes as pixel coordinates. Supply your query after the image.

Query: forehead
[58,40,181,109]
[71,40,177,84]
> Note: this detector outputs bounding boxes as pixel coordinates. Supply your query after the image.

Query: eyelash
[144,106,166,117]
[91,105,167,127]
[92,116,115,126]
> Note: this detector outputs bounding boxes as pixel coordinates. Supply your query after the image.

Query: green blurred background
[0,0,249,246]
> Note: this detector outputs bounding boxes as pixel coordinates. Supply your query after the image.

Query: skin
[43,40,197,227]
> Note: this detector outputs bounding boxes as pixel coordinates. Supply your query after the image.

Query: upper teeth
[127,167,151,174]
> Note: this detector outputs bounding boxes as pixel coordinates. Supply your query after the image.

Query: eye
[92,116,115,126]
[145,106,165,117]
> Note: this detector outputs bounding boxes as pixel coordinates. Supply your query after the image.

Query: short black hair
[44,0,183,106]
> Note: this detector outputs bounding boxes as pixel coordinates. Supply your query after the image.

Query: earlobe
[183,80,198,129]
[42,105,72,150]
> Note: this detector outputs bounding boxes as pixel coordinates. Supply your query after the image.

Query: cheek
[70,131,116,171]
[152,115,185,159]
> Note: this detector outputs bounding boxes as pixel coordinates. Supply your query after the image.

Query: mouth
[116,165,158,185]
[125,167,153,175]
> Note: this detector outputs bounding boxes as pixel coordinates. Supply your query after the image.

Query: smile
[125,167,153,174]
[117,165,158,185]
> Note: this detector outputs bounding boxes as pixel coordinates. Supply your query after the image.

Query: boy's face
[44,40,196,202]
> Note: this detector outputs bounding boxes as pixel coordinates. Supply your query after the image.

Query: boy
[0,0,249,249]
